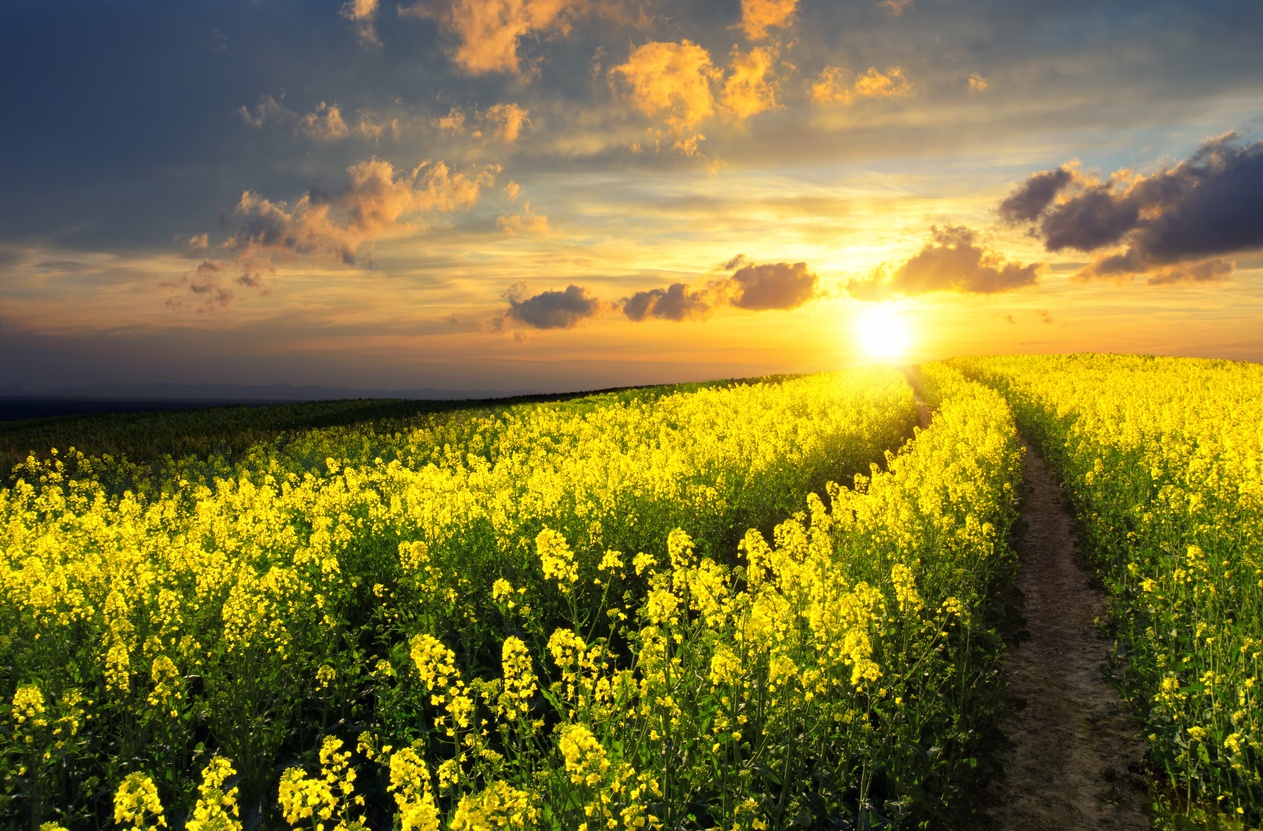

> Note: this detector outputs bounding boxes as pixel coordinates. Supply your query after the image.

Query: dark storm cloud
[502,259,820,331]
[1039,183,1141,253]
[619,260,820,322]
[997,166,1074,224]
[1003,134,1263,282]
[849,226,1040,300]
[728,261,818,310]
[505,284,606,329]
[1121,135,1263,261]
[623,282,713,321]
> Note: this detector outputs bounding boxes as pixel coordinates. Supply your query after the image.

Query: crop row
[4,369,933,827]
[954,353,1263,824]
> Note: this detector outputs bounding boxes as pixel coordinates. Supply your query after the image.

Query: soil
[981,442,1151,830]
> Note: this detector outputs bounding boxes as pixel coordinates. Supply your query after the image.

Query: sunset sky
[2,0,1261,395]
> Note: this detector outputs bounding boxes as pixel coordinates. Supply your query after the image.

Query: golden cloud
[484,102,532,141]
[811,65,911,105]
[435,102,531,141]
[403,0,580,76]
[223,158,498,273]
[497,202,554,236]
[339,0,381,46]
[354,114,386,140]
[849,225,1039,299]
[853,66,911,98]
[721,46,780,121]
[437,107,467,134]
[739,0,797,41]
[240,95,353,142]
[610,40,720,155]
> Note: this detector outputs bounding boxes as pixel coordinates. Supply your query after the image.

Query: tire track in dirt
[982,442,1151,830]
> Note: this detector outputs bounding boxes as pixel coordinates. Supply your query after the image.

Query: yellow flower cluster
[387,745,441,831]
[537,528,579,592]
[185,757,241,831]
[11,684,47,734]
[410,634,474,738]
[496,636,537,723]
[449,780,537,830]
[277,736,366,831]
[114,772,166,830]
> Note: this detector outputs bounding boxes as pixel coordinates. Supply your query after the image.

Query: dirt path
[982,443,1151,830]
[899,369,1150,829]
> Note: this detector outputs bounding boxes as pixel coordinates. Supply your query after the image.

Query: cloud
[240,94,356,142]
[340,0,381,46]
[622,260,818,320]
[968,73,989,92]
[1040,183,1140,252]
[809,68,849,105]
[1006,133,1263,283]
[1036,308,1054,324]
[610,40,719,155]
[811,66,911,106]
[497,202,553,235]
[222,157,497,271]
[183,232,210,257]
[401,0,580,77]
[496,259,821,330]
[721,46,781,121]
[437,107,467,134]
[352,113,390,141]
[729,261,818,310]
[623,282,714,321]
[435,102,531,141]
[849,225,1040,299]
[878,0,912,14]
[739,0,797,41]
[1143,258,1234,286]
[503,284,606,329]
[497,258,820,332]
[484,102,532,141]
[997,165,1075,224]
[610,41,785,152]
[853,66,911,98]
[1088,254,1234,286]
[163,259,246,312]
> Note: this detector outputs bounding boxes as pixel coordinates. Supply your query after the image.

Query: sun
[854,302,913,362]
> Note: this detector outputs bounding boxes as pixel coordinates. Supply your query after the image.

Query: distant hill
[2,381,532,403]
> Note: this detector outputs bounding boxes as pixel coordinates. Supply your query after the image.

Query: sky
[2,0,1261,395]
